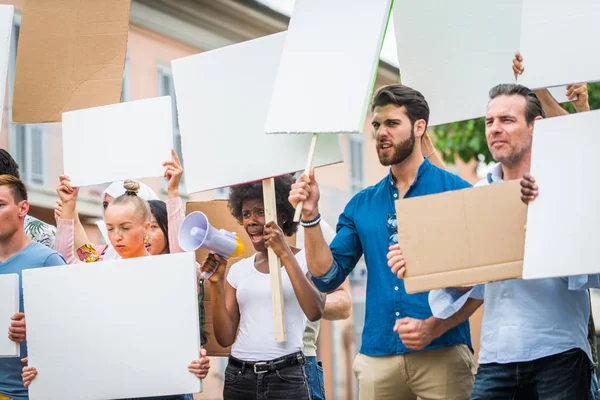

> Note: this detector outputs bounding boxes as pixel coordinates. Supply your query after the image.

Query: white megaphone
[178,211,245,279]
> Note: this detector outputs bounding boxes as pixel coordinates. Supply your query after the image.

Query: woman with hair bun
[22,179,210,400]
[54,150,184,264]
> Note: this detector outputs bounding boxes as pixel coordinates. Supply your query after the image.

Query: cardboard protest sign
[22,253,201,400]
[62,96,173,187]
[264,0,393,135]
[523,110,600,279]
[171,33,342,194]
[12,0,131,123]
[185,200,296,356]
[0,273,19,357]
[397,180,527,294]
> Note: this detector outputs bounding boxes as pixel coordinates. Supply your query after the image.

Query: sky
[256,0,399,67]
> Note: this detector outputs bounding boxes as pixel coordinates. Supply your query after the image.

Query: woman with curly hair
[201,175,325,400]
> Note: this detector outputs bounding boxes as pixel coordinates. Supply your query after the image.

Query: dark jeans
[304,356,326,400]
[471,348,592,400]
[224,353,310,400]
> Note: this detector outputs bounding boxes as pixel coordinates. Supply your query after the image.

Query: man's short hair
[489,84,546,124]
[371,84,430,129]
[0,174,27,203]
[0,149,20,178]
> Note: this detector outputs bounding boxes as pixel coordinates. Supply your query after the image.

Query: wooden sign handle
[262,178,287,342]
[293,133,319,222]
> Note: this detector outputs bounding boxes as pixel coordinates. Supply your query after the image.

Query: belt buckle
[253,362,268,374]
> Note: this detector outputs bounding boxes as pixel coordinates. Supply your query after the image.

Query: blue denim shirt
[311,159,473,356]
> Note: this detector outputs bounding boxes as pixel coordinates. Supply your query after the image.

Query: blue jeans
[471,348,591,400]
[304,356,326,400]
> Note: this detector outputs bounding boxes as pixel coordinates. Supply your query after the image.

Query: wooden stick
[262,177,287,342]
[293,133,319,222]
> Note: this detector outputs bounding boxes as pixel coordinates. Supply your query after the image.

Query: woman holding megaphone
[201,175,325,400]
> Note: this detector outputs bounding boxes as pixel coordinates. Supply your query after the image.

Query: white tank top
[227,249,308,361]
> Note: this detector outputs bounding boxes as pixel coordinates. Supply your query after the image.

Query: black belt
[229,352,305,374]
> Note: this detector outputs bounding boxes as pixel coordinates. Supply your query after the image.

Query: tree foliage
[431,82,600,165]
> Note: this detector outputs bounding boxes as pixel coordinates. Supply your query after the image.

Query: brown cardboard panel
[397,180,527,294]
[12,0,131,123]
[185,200,295,356]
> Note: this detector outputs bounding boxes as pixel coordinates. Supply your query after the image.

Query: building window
[348,135,364,195]
[8,15,46,185]
[157,65,185,193]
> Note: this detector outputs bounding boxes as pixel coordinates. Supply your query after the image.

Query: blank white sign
[0,6,13,137]
[62,96,174,187]
[265,0,392,134]
[172,33,343,194]
[519,0,600,90]
[0,273,19,357]
[394,0,522,126]
[23,252,201,400]
[523,110,600,279]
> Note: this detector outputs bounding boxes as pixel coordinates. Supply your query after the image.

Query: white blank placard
[265,0,392,134]
[519,0,600,90]
[22,253,201,400]
[523,110,600,279]
[62,96,173,187]
[394,0,522,126]
[0,273,19,357]
[0,6,13,135]
[547,86,571,105]
[172,33,343,194]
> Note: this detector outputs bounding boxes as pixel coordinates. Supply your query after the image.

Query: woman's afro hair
[228,174,298,237]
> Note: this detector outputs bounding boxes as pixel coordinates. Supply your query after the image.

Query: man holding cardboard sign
[424,84,597,399]
[290,85,479,399]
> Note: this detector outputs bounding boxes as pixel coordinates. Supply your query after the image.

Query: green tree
[432,82,600,165]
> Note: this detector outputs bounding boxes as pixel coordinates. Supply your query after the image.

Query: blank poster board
[519,0,600,90]
[22,253,201,400]
[0,273,19,357]
[397,181,527,294]
[394,0,522,126]
[172,33,342,194]
[523,110,600,279]
[0,6,13,132]
[62,96,173,187]
[185,201,295,357]
[265,0,392,135]
[12,0,131,123]
[395,0,600,126]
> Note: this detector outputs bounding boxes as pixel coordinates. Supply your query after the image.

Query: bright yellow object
[229,234,245,259]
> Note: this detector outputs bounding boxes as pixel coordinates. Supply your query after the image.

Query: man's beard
[493,140,532,168]
[377,128,416,167]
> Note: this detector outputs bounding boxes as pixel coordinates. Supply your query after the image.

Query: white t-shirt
[227,249,309,361]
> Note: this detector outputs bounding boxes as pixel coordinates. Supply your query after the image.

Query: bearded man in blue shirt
[289,84,480,400]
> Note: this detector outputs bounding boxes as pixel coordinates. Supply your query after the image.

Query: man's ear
[18,200,29,218]
[414,119,427,138]
[530,115,544,136]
